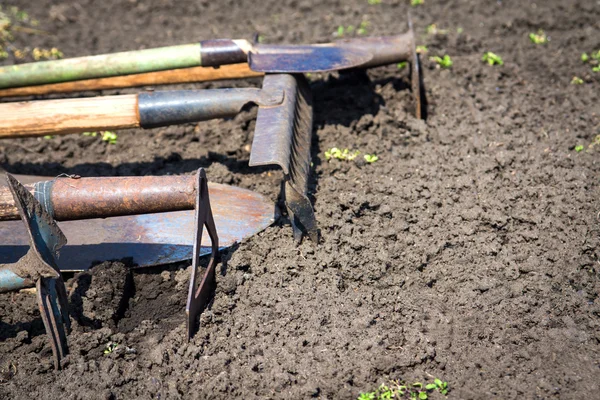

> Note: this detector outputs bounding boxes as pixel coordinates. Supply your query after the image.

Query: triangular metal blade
[249,44,373,73]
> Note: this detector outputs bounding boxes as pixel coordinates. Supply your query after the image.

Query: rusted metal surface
[42,175,195,221]
[186,169,219,340]
[0,174,70,369]
[200,39,247,67]
[0,174,278,271]
[250,74,318,242]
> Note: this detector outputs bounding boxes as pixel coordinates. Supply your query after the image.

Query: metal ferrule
[199,39,248,67]
[336,32,414,68]
[138,88,282,129]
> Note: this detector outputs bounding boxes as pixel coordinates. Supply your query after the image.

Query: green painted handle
[0,43,202,89]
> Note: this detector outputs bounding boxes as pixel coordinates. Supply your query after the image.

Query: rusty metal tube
[0,175,198,221]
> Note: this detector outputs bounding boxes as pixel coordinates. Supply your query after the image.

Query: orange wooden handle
[0,63,263,97]
[0,95,139,138]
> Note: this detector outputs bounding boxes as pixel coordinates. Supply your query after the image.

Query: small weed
[43,135,54,139]
[0,6,55,62]
[397,61,407,69]
[416,45,428,54]
[426,24,447,35]
[82,131,98,137]
[571,76,584,84]
[529,29,548,44]
[456,27,464,34]
[593,65,600,73]
[368,0,382,4]
[581,50,600,72]
[102,131,118,144]
[103,342,118,355]
[571,76,583,85]
[482,51,503,66]
[358,379,449,400]
[575,145,584,152]
[357,20,369,35]
[581,52,589,62]
[430,55,452,68]
[364,154,379,163]
[411,0,424,6]
[325,147,359,161]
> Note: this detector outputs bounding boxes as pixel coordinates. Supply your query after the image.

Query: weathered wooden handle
[0,95,139,138]
[0,64,263,97]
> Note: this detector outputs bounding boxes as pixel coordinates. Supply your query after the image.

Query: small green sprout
[426,24,447,35]
[103,342,118,355]
[82,131,98,137]
[575,145,584,152]
[529,30,548,44]
[581,52,589,62]
[397,61,407,69]
[457,27,464,34]
[368,0,381,4]
[593,65,600,72]
[430,55,453,68]
[43,135,54,140]
[257,35,265,43]
[364,154,379,163]
[357,379,448,400]
[411,0,424,6]
[102,131,118,144]
[325,147,359,161]
[357,20,369,35]
[571,76,583,85]
[416,45,428,54]
[482,51,503,66]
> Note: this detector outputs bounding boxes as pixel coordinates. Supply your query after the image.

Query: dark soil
[1,0,600,399]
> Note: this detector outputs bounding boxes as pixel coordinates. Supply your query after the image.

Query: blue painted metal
[0,268,29,292]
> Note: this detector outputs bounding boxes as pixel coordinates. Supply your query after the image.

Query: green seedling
[397,61,407,69]
[102,131,118,144]
[82,131,98,137]
[593,65,600,72]
[575,145,584,152]
[430,55,452,68]
[581,52,589,62]
[358,379,449,400]
[368,0,382,4]
[416,45,428,54]
[335,25,355,37]
[325,147,360,161]
[103,342,118,355]
[529,30,548,44]
[571,76,583,85]
[426,24,447,35]
[482,51,503,66]
[364,154,379,163]
[357,20,369,35]
[411,0,424,6]
[43,135,53,140]
[457,27,464,34]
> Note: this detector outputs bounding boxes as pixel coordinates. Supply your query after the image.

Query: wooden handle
[0,64,263,97]
[0,95,139,138]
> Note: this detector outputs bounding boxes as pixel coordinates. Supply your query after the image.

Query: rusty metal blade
[0,176,278,271]
[249,44,373,73]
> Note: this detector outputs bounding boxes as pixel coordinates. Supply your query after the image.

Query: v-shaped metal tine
[186,168,219,340]
[2,174,70,369]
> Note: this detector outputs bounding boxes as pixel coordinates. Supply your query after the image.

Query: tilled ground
[1,0,599,399]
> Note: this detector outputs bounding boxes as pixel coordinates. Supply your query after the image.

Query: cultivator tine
[186,168,219,340]
[0,174,69,369]
[250,74,318,243]
[408,15,422,119]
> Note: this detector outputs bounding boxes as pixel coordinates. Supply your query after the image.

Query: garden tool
[0,73,317,242]
[0,170,219,367]
[0,18,421,117]
[0,171,276,273]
